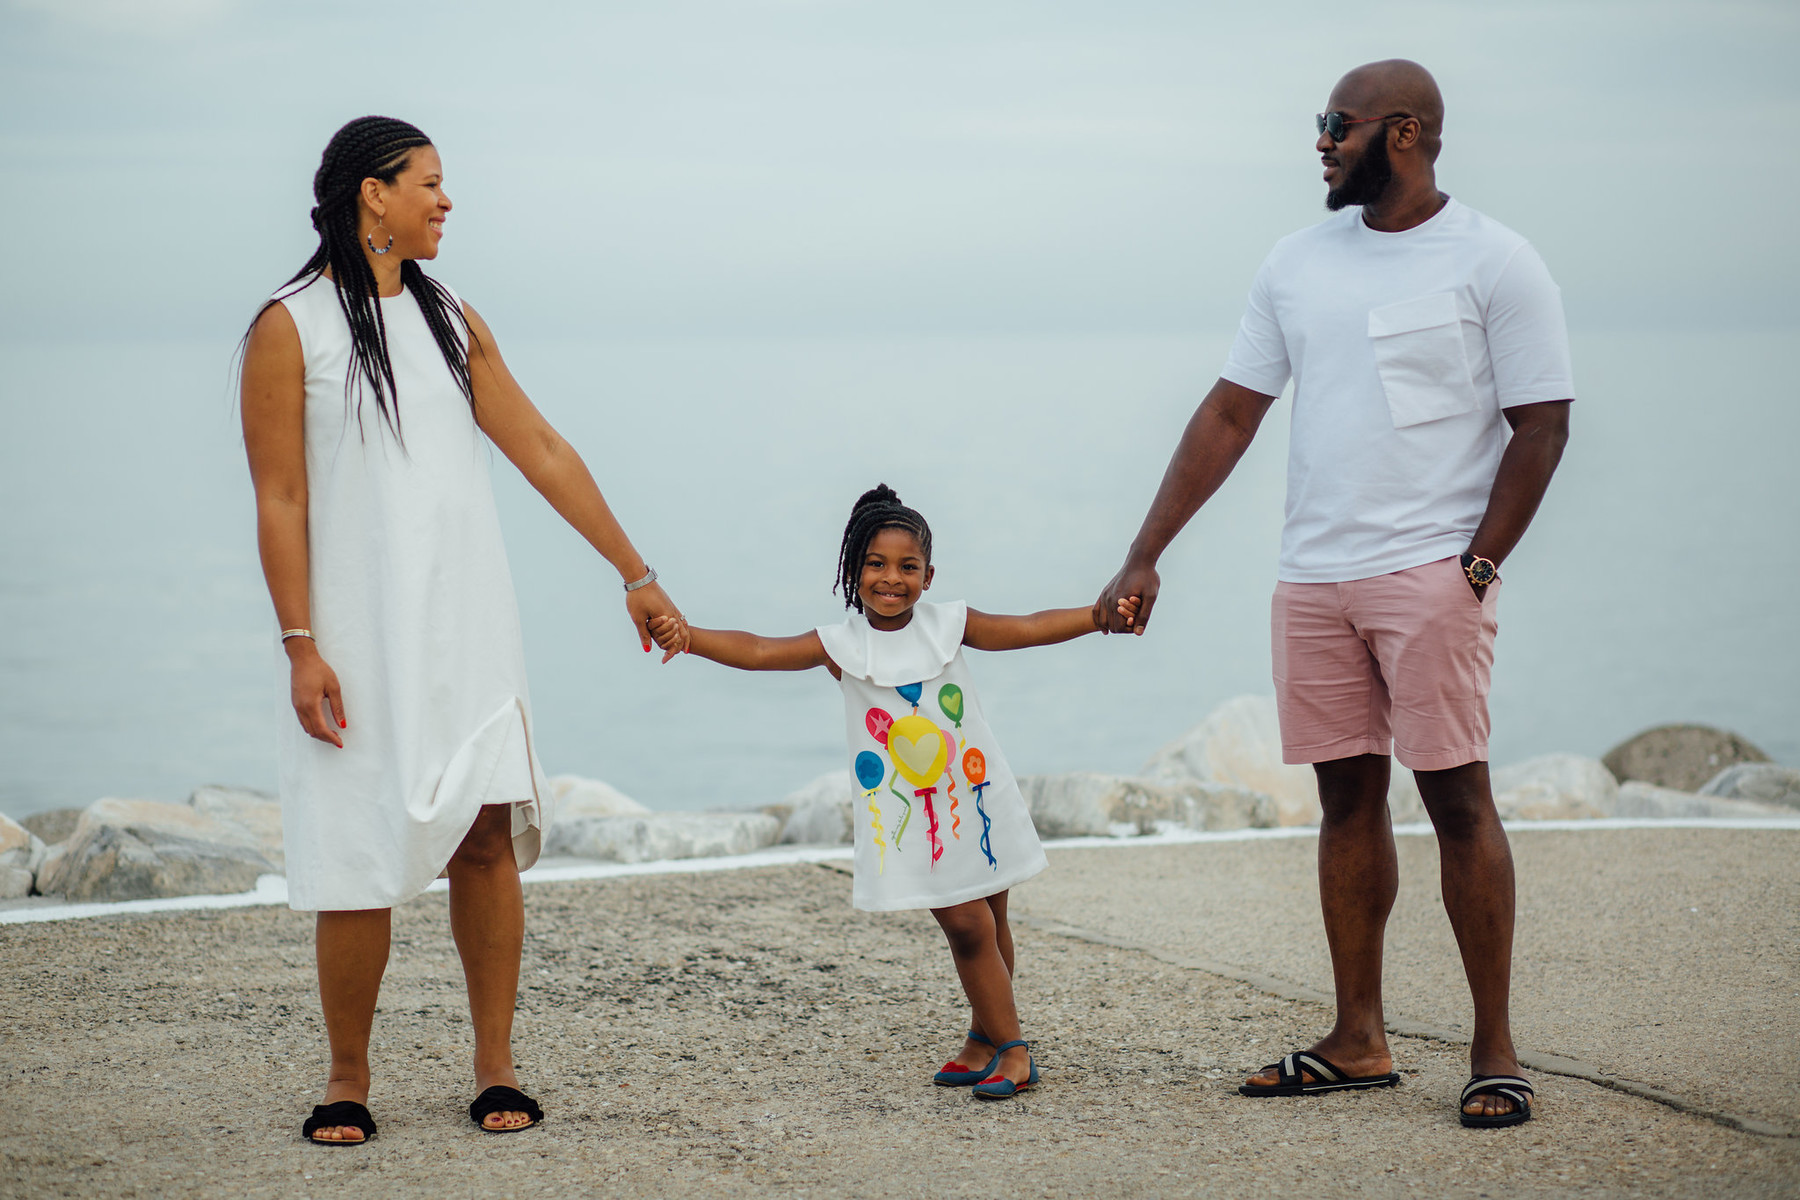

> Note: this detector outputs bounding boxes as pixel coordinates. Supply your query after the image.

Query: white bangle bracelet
[623,566,658,593]
[280,628,314,642]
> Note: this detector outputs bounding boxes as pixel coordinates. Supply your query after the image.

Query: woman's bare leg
[447,804,532,1130]
[312,907,391,1142]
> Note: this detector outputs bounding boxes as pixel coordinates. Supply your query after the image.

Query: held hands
[625,581,688,663]
[647,612,691,660]
[1093,594,1142,632]
[1097,557,1159,635]
[287,639,347,748]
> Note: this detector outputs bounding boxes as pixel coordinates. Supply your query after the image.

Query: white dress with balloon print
[816,600,1047,912]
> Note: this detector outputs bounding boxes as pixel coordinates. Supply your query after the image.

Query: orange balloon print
[962,748,987,787]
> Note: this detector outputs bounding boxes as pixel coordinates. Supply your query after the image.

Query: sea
[2,329,1795,819]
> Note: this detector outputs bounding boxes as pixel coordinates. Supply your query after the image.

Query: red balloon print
[865,707,894,746]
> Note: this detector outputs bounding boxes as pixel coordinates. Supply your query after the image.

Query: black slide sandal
[1238,1050,1401,1097]
[469,1085,543,1132]
[302,1100,377,1144]
[1459,1074,1533,1128]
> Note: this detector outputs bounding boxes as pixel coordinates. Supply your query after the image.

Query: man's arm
[1095,377,1277,634]
[1464,399,1571,594]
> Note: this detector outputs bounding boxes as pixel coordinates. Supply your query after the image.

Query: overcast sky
[2,0,1795,344]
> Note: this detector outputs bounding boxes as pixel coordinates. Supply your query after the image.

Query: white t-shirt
[1221,198,1574,583]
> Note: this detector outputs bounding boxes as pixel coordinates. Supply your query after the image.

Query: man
[1097,60,1571,1128]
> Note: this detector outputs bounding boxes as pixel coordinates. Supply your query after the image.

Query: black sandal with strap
[302,1100,377,1144]
[1238,1050,1401,1097]
[469,1085,543,1133]
[1460,1074,1533,1128]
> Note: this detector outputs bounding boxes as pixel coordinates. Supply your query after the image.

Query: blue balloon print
[896,682,923,709]
[854,750,885,792]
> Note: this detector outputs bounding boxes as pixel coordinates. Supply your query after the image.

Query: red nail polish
[339,719,347,729]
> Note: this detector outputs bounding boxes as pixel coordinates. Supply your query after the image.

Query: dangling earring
[366,219,393,256]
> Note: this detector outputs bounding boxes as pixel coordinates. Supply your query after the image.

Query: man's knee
[1314,753,1391,819]
[1416,761,1497,837]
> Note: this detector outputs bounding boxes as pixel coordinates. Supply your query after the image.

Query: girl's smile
[857,527,933,630]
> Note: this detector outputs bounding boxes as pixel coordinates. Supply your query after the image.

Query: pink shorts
[1271,556,1499,771]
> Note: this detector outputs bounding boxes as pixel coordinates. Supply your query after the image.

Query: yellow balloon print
[887,714,947,788]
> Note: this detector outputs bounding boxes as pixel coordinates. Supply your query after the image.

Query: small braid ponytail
[834,484,934,612]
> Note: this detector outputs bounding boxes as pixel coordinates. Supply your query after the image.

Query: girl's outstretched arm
[649,617,832,672]
[963,597,1138,652]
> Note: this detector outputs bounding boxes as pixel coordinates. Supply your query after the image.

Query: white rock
[1491,753,1619,820]
[1614,781,1791,820]
[548,775,650,819]
[20,808,81,845]
[188,785,285,872]
[0,813,31,857]
[0,863,33,899]
[1017,772,1277,838]
[1699,763,1800,811]
[0,814,47,896]
[1140,695,1419,826]
[543,812,781,864]
[776,771,854,845]
[35,798,278,901]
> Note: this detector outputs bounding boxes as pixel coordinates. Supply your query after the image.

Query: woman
[240,115,680,1143]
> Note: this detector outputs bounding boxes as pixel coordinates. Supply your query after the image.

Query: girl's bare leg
[933,892,1030,1083]
[447,804,532,1130]
[312,907,392,1142]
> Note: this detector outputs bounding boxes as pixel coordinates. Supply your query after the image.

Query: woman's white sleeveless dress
[274,275,549,911]
[816,601,1046,912]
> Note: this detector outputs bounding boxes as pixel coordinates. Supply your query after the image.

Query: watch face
[1469,559,1497,585]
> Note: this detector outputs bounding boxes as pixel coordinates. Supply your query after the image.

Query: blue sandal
[971,1039,1038,1100]
[933,1030,999,1087]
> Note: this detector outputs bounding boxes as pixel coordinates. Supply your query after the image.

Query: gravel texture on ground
[2,844,1795,1198]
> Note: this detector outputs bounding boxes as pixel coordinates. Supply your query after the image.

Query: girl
[650,484,1134,1099]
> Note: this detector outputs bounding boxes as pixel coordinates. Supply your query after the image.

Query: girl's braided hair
[243,115,474,440]
[833,484,933,612]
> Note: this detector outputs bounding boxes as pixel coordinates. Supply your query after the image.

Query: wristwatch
[1460,553,1498,589]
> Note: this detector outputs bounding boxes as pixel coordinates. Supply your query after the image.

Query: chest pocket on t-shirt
[1367,292,1481,428]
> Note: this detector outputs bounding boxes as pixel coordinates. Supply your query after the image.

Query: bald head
[1331,59,1445,162]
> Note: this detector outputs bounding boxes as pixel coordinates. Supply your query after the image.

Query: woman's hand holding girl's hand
[287,639,347,748]
[647,614,690,658]
[624,580,687,663]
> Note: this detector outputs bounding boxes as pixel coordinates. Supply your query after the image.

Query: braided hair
[243,115,474,440]
[833,484,934,612]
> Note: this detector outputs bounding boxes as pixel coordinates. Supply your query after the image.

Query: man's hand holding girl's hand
[1093,594,1144,634]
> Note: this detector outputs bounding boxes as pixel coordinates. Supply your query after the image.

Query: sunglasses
[1315,111,1413,141]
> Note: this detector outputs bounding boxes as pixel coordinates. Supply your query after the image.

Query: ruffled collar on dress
[816,600,968,687]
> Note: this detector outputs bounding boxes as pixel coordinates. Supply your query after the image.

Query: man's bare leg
[1415,760,1525,1119]
[1244,753,1397,1088]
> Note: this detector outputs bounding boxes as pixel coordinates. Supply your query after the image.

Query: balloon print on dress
[865,707,893,745]
[854,750,888,873]
[889,713,947,868]
[937,684,964,731]
[939,727,962,841]
[963,747,997,870]
[896,682,923,712]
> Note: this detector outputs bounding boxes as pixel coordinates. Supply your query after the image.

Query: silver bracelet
[280,628,314,643]
[622,566,658,593]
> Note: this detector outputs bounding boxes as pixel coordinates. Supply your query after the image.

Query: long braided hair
[833,484,934,612]
[243,115,474,440]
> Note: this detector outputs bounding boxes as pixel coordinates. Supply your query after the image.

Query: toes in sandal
[971,1040,1038,1101]
[934,1029,1000,1087]
[469,1085,544,1133]
[1459,1074,1533,1128]
[1238,1050,1401,1097]
[302,1100,377,1145]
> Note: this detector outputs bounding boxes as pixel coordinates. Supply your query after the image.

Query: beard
[1325,131,1393,211]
